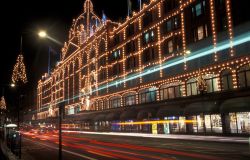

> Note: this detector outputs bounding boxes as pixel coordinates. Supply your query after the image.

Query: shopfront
[120,110,137,132]
[229,112,250,134]
[220,97,250,134]
[163,116,186,134]
[157,105,185,134]
[185,102,222,134]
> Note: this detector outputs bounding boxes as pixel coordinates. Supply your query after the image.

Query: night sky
[0,0,140,110]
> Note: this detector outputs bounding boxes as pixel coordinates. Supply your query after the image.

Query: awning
[184,101,219,115]
[66,112,94,121]
[220,96,250,113]
[45,117,57,123]
[6,124,17,128]
[120,110,137,121]
[105,112,120,121]
[157,105,184,118]
[79,114,93,121]
[137,108,156,120]
[93,114,106,122]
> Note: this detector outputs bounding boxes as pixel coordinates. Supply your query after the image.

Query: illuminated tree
[11,54,28,84]
[0,96,6,110]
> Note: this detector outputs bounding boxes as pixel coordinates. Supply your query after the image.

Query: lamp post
[0,84,12,140]
[38,30,60,75]
[38,31,63,160]
[38,30,51,74]
[11,35,28,159]
[38,31,47,38]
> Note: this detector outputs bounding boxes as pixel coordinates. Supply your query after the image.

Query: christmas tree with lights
[0,96,6,110]
[11,54,28,84]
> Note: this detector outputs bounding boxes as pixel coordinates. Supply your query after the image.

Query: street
[21,131,250,160]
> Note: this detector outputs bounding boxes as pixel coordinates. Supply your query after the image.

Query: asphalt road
[21,131,250,160]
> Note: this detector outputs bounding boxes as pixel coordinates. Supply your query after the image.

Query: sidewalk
[0,140,35,160]
[63,130,250,144]
[0,140,17,160]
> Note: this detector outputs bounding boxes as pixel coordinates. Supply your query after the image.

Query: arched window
[186,78,198,96]
[94,101,99,111]
[160,82,182,100]
[204,74,219,93]
[64,66,69,78]
[221,69,233,90]
[74,72,80,102]
[90,49,95,59]
[69,63,74,75]
[82,53,87,65]
[75,59,79,72]
[238,64,250,88]
[64,66,69,104]
[103,99,109,110]
[139,87,157,104]
[98,100,103,110]
[123,93,136,106]
[109,96,121,108]
[69,63,74,104]
[60,71,63,80]
[99,40,105,53]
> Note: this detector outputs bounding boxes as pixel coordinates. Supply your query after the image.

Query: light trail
[23,137,98,160]
[97,31,250,91]
[36,31,250,110]
[23,131,219,160]
[47,35,63,45]
[114,119,196,125]
[62,130,249,143]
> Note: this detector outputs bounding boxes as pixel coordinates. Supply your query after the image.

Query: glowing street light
[185,50,191,55]
[38,31,47,38]
[10,83,15,88]
[38,30,64,159]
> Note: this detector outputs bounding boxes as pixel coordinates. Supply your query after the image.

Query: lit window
[238,65,250,88]
[167,20,171,32]
[124,94,136,106]
[112,50,121,60]
[139,88,156,103]
[168,40,173,53]
[144,33,149,43]
[151,31,154,37]
[195,3,202,16]
[221,69,233,90]
[197,26,204,40]
[144,31,155,44]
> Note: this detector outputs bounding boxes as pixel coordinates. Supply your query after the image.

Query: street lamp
[38,30,60,75]
[11,35,28,159]
[38,31,64,160]
[38,30,47,38]
[38,30,51,75]
[10,83,15,88]
[185,50,191,55]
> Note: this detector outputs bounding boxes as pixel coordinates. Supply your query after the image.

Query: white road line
[24,138,98,160]
[63,130,249,143]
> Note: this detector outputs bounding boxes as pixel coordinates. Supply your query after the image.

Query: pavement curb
[63,130,250,144]
[0,141,17,160]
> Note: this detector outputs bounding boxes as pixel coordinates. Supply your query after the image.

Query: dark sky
[0,0,141,110]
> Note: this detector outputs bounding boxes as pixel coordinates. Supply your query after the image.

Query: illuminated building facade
[36,0,250,135]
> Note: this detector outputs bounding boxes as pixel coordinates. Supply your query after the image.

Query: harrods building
[36,0,250,135]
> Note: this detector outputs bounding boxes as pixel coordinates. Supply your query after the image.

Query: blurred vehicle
[38,128,45,135]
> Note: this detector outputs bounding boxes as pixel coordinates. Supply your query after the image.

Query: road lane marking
[63,130,248,143]
[24,138,98,160]
[87,150,116,159]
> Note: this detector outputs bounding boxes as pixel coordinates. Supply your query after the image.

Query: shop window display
[229,113,237,133]
[163,116,186,134]
[190,115,204,133]
[230,112,250,134]
[205,114,222,133]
